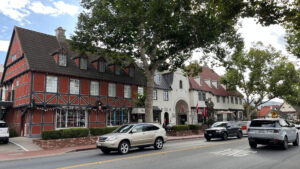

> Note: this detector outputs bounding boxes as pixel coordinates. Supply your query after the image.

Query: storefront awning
[217,111,233,114]
[153,106,162,112]
[132,108,145,114]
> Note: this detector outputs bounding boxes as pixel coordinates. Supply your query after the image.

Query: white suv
[248,119,299,150]
[0,120,9,144]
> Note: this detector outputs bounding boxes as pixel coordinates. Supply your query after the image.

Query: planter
[191,130,203,135]
[33,136,99,150]
[167,130,193,136]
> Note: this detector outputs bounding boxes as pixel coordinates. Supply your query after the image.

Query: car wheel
[249,141,257,149]
[154,137,163,150]
[118,141,130,154]
[237,132,242,139]
[206,137,211,142]
[223,133,228,141]
[282,136,289,150]
[101,148,111,154]
[293,134,299,146]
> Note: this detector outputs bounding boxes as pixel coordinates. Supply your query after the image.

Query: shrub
[41,130,62,140]
[61,128,89,138]
[171,125,189,131]
[90,127,118,136]
[188,124,201,130]
[9,128,18,137]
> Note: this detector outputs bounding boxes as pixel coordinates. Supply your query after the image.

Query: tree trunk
[246,103,251,120]
[144,71,155,123]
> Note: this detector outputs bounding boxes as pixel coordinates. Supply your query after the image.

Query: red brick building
[0,26,145,137]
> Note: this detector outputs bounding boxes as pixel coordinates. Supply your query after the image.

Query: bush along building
[0,26,145,137]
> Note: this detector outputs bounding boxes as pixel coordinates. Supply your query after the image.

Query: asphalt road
[0,137,300,169]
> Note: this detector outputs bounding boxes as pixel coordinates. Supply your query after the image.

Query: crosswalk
[211,148,257,157]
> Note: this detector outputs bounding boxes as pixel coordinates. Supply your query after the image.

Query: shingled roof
[189,66,243,97]
[7,26,145,86]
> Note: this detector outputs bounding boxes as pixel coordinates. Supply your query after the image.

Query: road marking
[57,140,244,169]
[211,148,256,157]
[9,140,29,152]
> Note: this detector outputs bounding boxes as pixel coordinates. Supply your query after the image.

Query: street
[0,137,299,169]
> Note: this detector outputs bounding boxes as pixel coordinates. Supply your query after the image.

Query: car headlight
[106,136,117,141]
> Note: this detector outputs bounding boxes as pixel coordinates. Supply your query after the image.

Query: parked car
[295,124,300,130]
[248,118,299,150]
[96,123,167,154]
[204,121,243,141]
[0,120,9,144]
[238,121,251,135]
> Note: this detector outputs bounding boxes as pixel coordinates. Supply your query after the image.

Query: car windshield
[0,123,8,128]
[250,120,276,127]
[211,122,227,128]
[113,125,134,133]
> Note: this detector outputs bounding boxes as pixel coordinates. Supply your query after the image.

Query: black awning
[153,106,161,112]
[0,101,12,108]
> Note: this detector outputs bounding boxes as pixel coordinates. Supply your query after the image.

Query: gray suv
[248,119,299,150]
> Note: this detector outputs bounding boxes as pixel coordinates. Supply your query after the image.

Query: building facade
[0,27,145,137]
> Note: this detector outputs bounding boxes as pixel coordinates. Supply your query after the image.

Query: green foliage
[9,128,18,137]
[205,119,215,126]
[182,60,202,77]
[135,91,146,107]
[60,128,89,138]
[89,127,118,136]
[42,130,62,140]
[171,125,189,131]
[188,124,201,130]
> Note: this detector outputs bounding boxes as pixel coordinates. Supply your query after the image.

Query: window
[115,65,120,75]
[129,67,134,77]
[217,96,220,103]
[124,85,131,98]
[56,109,86,128]
[58,53,67,66]
[108,83,116,97]
[163,91,168,101]
[107,109,129,125]
[235,97,238,104]
[138,87,144,97]
[240,98,242,105]
[143,124,159,131]
[198,91,206,101]
[11,54,17,62]
[70,79,80,94]
[202,92,206,101]
[231,96,234,104]
[46,76,58,93]
[98,60,105,72]
[90,81,99,96]
[80,58,87,70]
[153,90,157,100]
[223,96,226,103]
[179,80,183,89]
[155,74,160,84]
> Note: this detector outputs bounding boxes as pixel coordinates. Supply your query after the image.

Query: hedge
[41,128,89,140]
[90,127,118,136]
[9,128,18,137]
[42,130,62,140]
[188,124,201,130]
[171,125,189,131]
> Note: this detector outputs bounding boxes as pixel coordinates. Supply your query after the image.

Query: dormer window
[115,64,120,75]
[199,76,202,86]
[155,74,160,84]
[80,58,87,70]
[58,53,67,66]
[129,67,135,77]
[98,60,105,72]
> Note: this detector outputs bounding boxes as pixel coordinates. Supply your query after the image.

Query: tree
[71,0,294,122]
[205,98,215,121]
[221,42,300,120]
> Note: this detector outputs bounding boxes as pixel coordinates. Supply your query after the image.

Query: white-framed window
[16,80,19,87]
[46,76,58,93]
[56,109,86,128]
[70,79,80,94]
[90,81,99,96]
[115,65,121,75]
[11,54,17,62]
[138,87,144,97]
[108,83,116,97]
[217,96,220,103]
[129,67,134,77]
[163,91,168,101]
[198,91,206,101]
[98,60,105,72]
[58,53,67,66]
[153,90,157,100]
[223,96,226,103]
[80,58,87,70]
[124,85,131,98]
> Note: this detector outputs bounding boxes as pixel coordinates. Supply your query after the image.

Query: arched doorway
[175,100,189,125]
[164,112,169,125]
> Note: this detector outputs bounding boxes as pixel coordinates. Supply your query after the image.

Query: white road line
[211,148,256,157]
[9,140,29,152]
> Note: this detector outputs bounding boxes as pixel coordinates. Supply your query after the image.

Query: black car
[204,121,243,141]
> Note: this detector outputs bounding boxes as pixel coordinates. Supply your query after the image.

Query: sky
[0,0,299,103]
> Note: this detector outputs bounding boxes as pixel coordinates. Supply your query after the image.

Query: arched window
[179,80,183,89]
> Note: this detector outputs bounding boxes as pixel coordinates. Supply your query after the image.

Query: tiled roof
[11,26,145,86]
[189,66,243,97]
[154,74,172,90]
[258,106,271,117]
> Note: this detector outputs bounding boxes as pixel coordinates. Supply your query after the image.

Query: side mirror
[131,128,137,133]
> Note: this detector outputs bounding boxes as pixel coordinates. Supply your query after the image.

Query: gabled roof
[258,106,271,117]
[4,26,145,86]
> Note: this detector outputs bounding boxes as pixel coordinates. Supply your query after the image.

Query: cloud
[0,40,10,52]
[29,1,79,17]
[0,0,31,22]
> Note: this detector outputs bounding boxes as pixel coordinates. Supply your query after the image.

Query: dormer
[155,73,160,84]
[52,48,67,67]
[204,79,212,88]
[212,80,218,89]
[124,63,135,77]
[91,57,106,72]
[73,52,88,70]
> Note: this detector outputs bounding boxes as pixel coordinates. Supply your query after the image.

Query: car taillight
[274,129,280,133]
[242,126,247,130]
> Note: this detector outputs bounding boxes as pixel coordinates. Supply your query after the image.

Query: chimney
[55,27,66,43]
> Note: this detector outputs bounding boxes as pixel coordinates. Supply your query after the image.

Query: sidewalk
[0,135,203,162]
